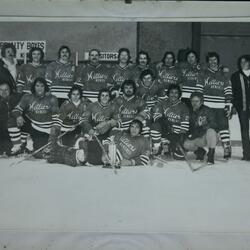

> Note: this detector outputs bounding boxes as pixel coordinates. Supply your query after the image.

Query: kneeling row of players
[0,78,229,166]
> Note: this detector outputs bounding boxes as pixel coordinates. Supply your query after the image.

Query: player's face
[240,58,250,70]
[191,96,202,110]
[123,84,134,97]
[32,50,42,63]
[169,88,180,102]
[89,51,100,64]
[138,54,148,66]
[60,48,70,61]
[0,84,10,99]
[119,51,129,64]
[5,48,15,60]
[71,90,81,103]
[142,74,153,86]
[100,92,110,105]
[35,81,45,96]
[187,53,197,65]
[208,56,219,69]
[130,122,141,137]
[164,54,174,66]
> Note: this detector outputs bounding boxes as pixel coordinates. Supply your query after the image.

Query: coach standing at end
[231,55,250,161]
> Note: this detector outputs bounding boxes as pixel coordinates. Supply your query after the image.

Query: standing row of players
[1,43,247,165]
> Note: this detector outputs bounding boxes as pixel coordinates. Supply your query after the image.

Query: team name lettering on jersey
[119,106,138,119]
[92,112,107,123]
[205,77,224,90]
[29,102,50,114]
[87,71,108,83]
[113,74,125,84]
[159,71,178,82]
[165,111,180,123]
[119,136,136,154]
[66,111,80,121]
[55,69,74,81]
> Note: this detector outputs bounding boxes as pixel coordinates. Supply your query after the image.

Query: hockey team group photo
[0,22,249,171]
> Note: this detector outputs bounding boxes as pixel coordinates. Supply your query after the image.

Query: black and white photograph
[0,0,250,249]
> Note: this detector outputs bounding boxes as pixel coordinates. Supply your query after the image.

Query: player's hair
[206,52,220,64]
[31,77,50,94]
[185,49,199,62]
[167,84,182,98]
[1,43,16,58]
[58,45,71,59]
[136,50,151,65]
[129,119,143,134]
[28,47,44,62]
[89,48,101,56]
[190,91,204,101]
[118,48,131,63]
[162,51,176,66]
[121,79,137,94]
[98,88,111,103]
[140,69,155,81]
[68,85,83,99]
[237,54,250,70]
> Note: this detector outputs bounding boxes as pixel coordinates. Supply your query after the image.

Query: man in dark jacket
[0,43,18,92]
[231,55,250,161]
[184,92,218,164]
[0,82,21,156]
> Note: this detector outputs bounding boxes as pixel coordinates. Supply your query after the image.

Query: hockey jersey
[136,80,165,118]
[155,62,183,93]
[75,63,113,102]
[103,131,150,166]
[112,95,147,130]
[111,63,134,90]
[17,63,46,94]
[189,104,217,139]
[45,60,76,99]
[180,62,201,98]
[83,101,118,133]
[196,68,232,109]
[152,99,189,134]
[12,93,59,134]
[54,98,90,132]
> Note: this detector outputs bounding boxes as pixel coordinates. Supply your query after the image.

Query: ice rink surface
[0,146,250,250]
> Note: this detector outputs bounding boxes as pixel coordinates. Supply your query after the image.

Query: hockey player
[83,88,118,138]
[183,92,218,164]
[196,52,233,159]
[112,79,147,132]
[110,48,134,94]
[0,43,19,92]
[0,82,22,156]
[151,84,189,160]
[8,77,59,157]
[53,85,90,147]
[17,47,46,94]
[179,50,201,107]
[130,50,152,86]
[155,51,183,96]
[102,119,150,166]
[79,88,119,164]
[45,45,76,105]
[137,69,165,111]
[74,49,113,102]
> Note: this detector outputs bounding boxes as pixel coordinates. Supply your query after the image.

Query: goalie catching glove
[95,119,118,135]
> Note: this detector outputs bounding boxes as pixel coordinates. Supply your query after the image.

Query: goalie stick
[92,133,118,175]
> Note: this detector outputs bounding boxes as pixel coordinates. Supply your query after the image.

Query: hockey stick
[177,144,195,172]
[92,133,118,175]
[10,123,82,167]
